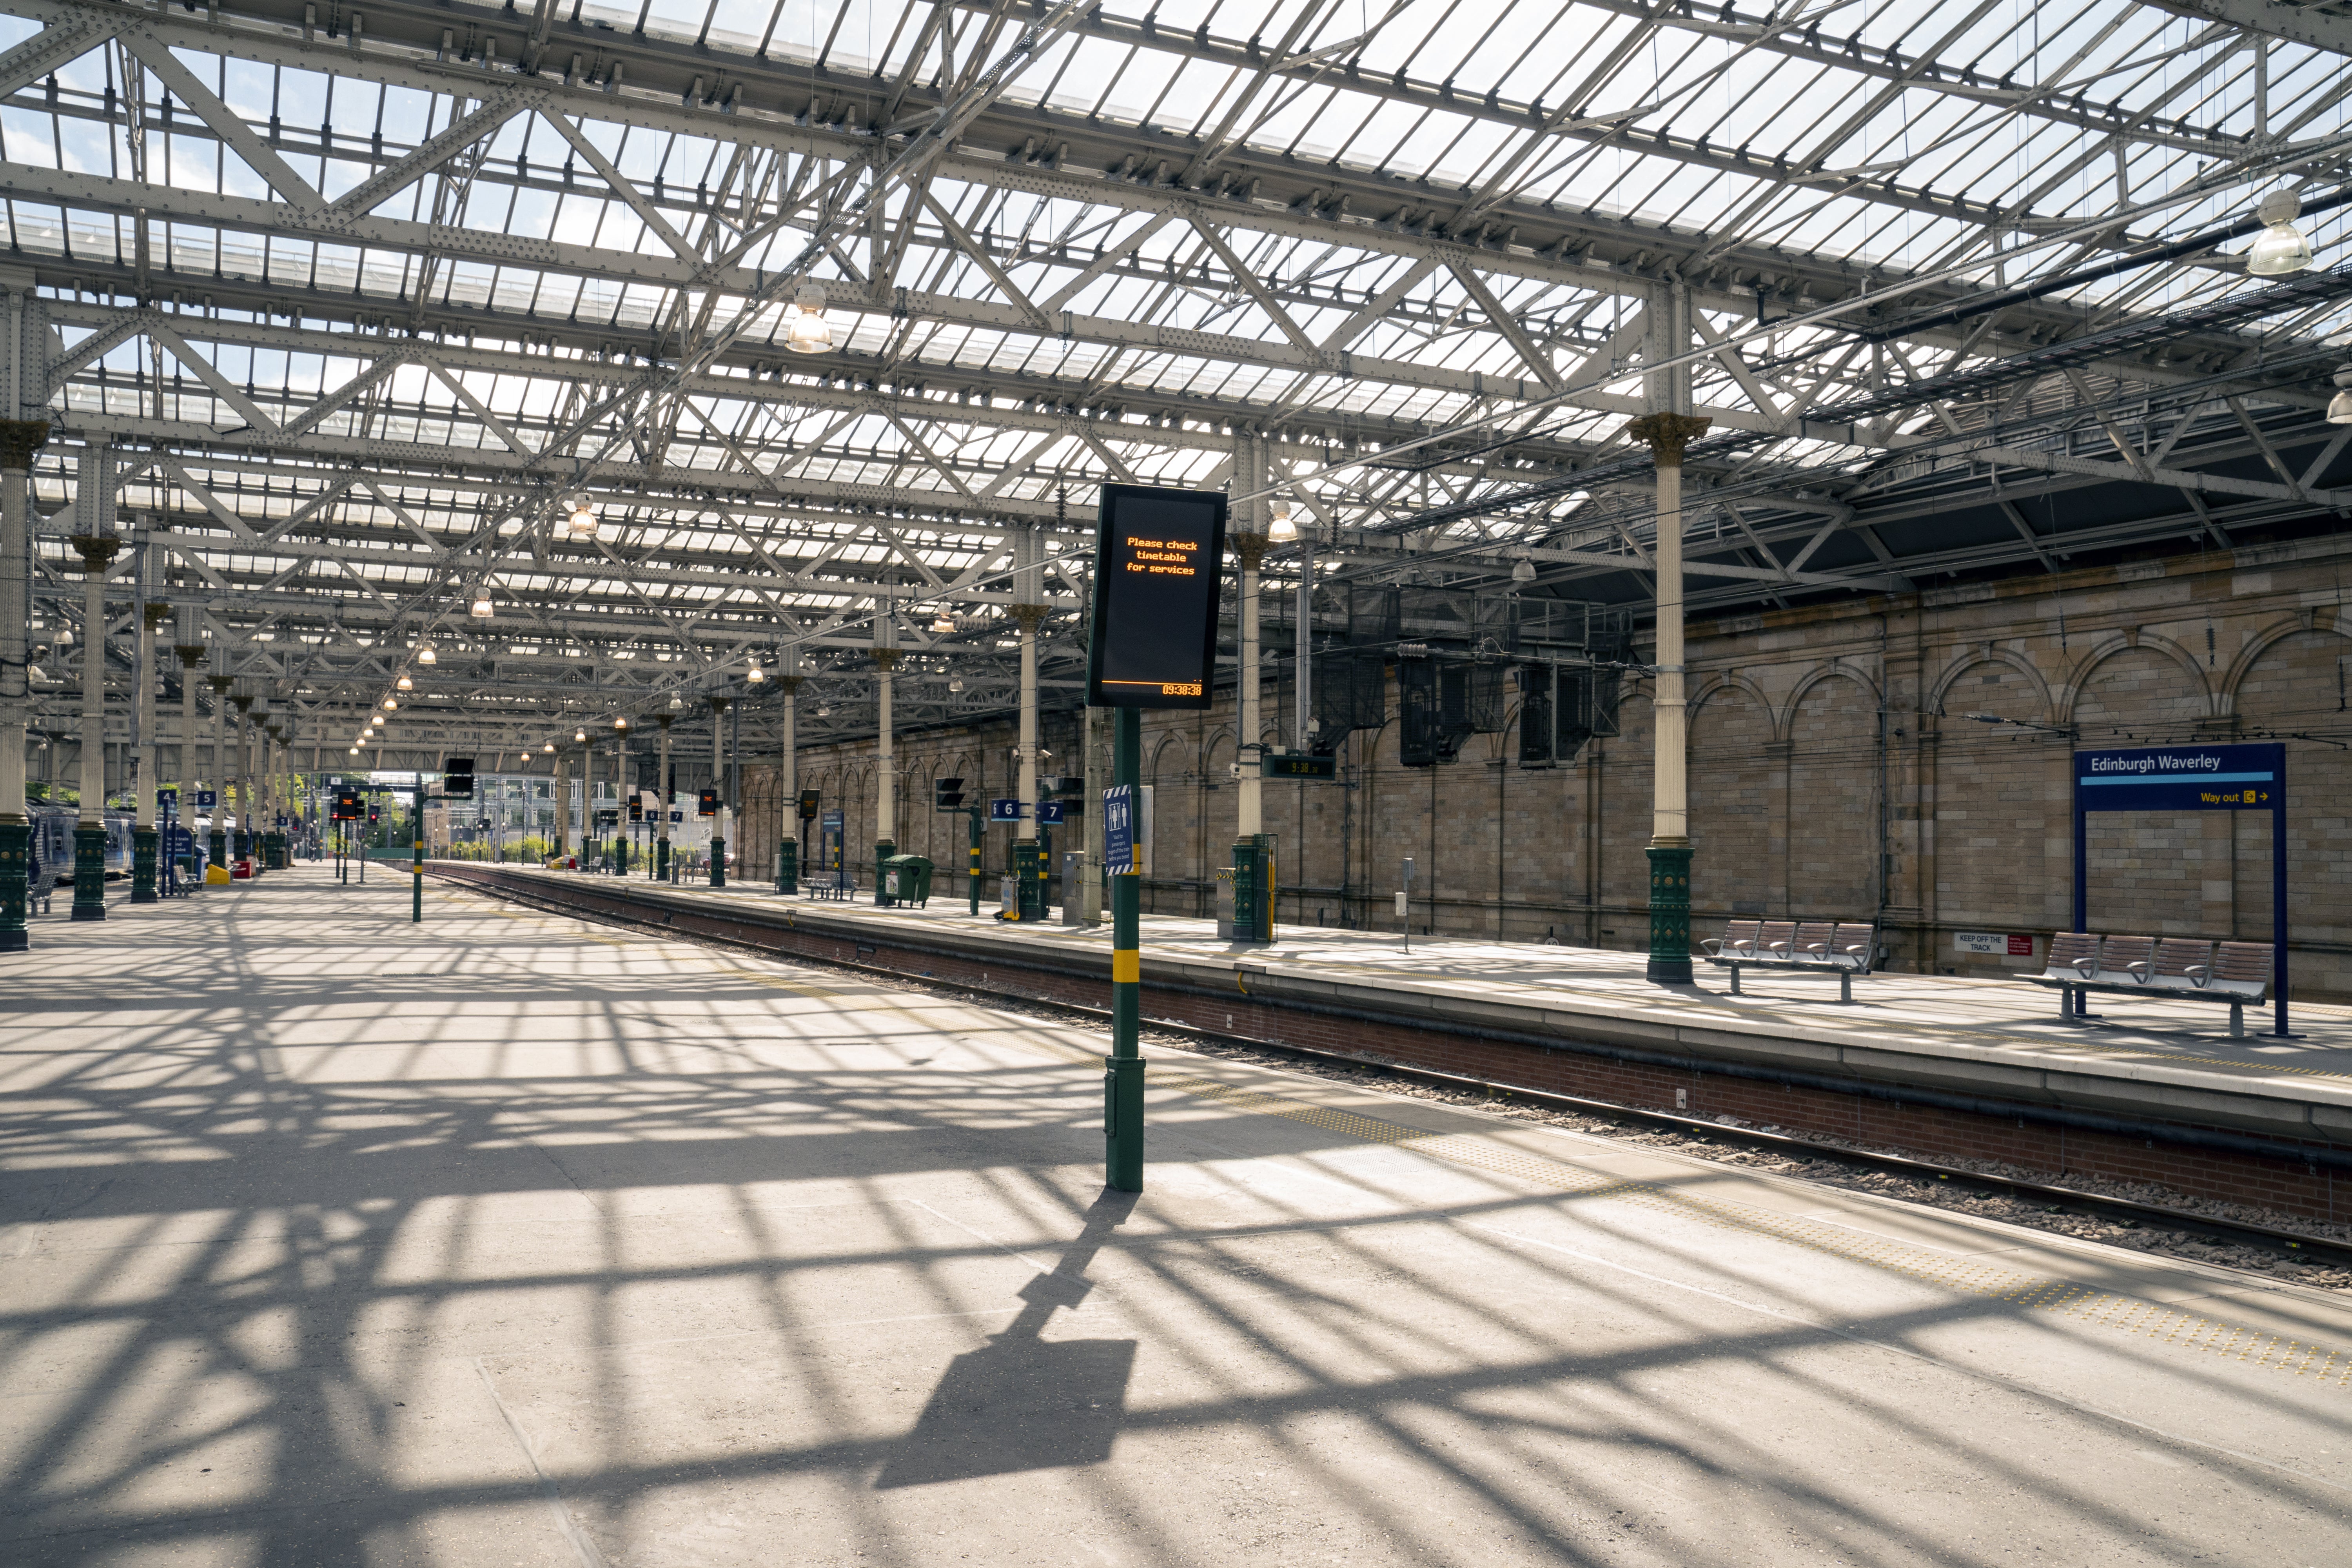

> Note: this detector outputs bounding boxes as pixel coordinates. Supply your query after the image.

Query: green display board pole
[966,806,982,915]
[411,776,424,924]
[1105,707,1144,1193]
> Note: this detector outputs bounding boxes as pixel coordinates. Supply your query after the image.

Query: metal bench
[1701,917,1878,1002]
[2022,933,2273,1036]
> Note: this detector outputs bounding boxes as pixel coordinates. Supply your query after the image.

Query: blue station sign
[989,797,1024,822]
[2074,743,2283,812]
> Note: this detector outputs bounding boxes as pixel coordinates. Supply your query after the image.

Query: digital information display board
[1086,483,1228,709]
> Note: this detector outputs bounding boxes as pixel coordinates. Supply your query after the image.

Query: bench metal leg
[1729,965,1741,996]
[1838,969,1852,1004]
[2059,987,2071,1022]
[2229,1001,2244,1038]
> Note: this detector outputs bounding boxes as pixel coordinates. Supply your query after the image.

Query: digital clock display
[1086,483,1228,710]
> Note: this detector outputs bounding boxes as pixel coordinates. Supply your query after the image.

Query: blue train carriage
[25,805,136,883]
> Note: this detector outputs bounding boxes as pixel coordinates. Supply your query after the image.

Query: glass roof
[7,0,2348,751]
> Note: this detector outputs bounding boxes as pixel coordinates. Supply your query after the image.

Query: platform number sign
[1085,483,1228,710]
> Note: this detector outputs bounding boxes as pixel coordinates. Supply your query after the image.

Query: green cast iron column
[0,420,47,949]
[1626,410,1710,986]
[707,695,729,887]
[1105,707,1144,1193]
[0,821,25,950]
[68,531,121,922]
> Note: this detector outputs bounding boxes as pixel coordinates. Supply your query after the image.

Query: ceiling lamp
[613,715,629,730]
[2246,191,2315,277]
[418,643,437,665]
[574,728,587,742]
[370,714,383,727]
[949,677,965,693]
[2330,364,2352,426]
[816,703,832,717]
[382,697,398,710]
[668,692,685,710]
[1267,496,1298,544]
[396,673,413,691]
[1511,555,1538,584]
[565,494,598,539]
[786,281,834,354]
[469,592,494,618]
[350,746,360,755]
[747,661,765,683]
[931,610,956,633]
[543,740,555,753]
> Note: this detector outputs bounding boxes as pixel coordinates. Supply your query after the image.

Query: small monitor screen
[1086,484,1227,709]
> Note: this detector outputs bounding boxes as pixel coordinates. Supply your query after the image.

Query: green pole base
[70,826,108,921]
[0,820,27,947]
[1228,835,1275,944]
[1014,836,1046,921]
[657,838,671,882]
[872,839,896,906]
[709,836,726,887]
[1103,1054,1146,1193]
[775,840,795,895]
[208,831,227,870]
[131,826,159,902]
[1645,840,1694,986]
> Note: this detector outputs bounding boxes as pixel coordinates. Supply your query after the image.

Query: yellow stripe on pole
[1112,949,1140,984]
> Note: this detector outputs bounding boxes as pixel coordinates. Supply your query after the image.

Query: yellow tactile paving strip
[464,889,2352,1388]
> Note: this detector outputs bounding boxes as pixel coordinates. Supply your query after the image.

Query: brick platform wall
[744,534,2352,999]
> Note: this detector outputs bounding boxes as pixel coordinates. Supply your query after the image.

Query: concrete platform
[7,864,2348,1565]
[438,865,2352,1157]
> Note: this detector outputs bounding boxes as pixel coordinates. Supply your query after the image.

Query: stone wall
[747,532,2352,998]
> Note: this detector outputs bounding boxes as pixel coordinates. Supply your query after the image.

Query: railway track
[440,869,2352,1277]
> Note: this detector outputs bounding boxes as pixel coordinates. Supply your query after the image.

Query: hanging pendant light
[668,692,685,710]
[613,715,629,730]
[566,494,598,538]
[418,643,437,665]
[2245,191,2315,277]
[1267,496,1298,544]
[786,281,835,354]
[382,697,398,710]
[746,661,765,683]
[543,740,555,753]
[574,728,587,743]
[469,591,494,618]
[396,673,413,691]
[2329,364,2352,426]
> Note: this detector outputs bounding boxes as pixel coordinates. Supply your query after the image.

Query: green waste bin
[881,854,935,907]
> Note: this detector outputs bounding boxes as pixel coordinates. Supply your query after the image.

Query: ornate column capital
[777,675,803,696]
[1623,412,1713,467]
[655,713,673,731]
[174,644,206,669]
[871,648,902,671]
[206,675,233,694]
[1231,531,1269,571]
[0,419,49,472]
[67,535,123,574]
[143,602,174,632]
[707,694,731,714]
[1009,604,1050,634]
